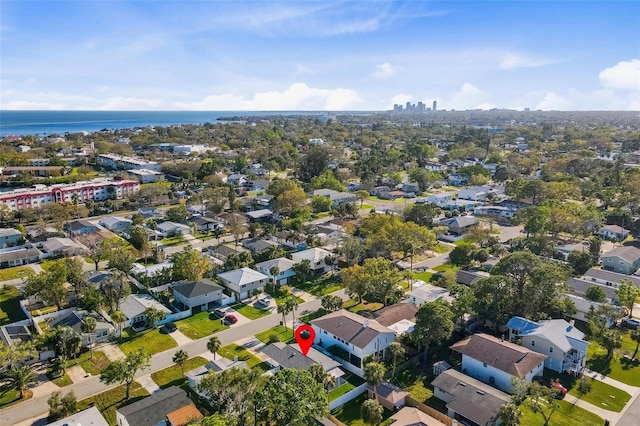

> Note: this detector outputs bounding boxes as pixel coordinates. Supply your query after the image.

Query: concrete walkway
[563,394,620,422]
[99,343,126,361]
[30,380,60,399]
[168,329,192,346]
[137,374,161,394]
[583,368,639,395]
[66,365,89,383]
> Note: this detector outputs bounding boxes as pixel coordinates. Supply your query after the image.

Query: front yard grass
[229,302,270,320]
[342,299,383,314]
[264,287,304,306]
[544,369,631,412]
[332,393,394,426]
[586,331,640,386]
[118,327,177,356]
[159,235,186,247]
[433,263,460,273]
[519,398,604,426]
[68,350,111,376]
[295,275,341,296]
[0,266,34,282]
[175,311,229,339]
[217,343,263,368]
[151,356,208,389]
[0,388,30,409]
[299,308,329,323]
[255,325,295,344]
[0,285,27,325]
[47,371,73,387]
[77,382,149,426]
[412,271,434,283]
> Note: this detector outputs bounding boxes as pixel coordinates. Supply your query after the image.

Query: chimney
[363,320,369,328]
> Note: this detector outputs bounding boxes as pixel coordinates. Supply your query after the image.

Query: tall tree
[292,259,312,284]
[498,403,522,426]
[600,329,622,360]
[450,284,476,330]
[100,270,130,313]
[226,213,247,247]
[172,248,210,281]
[527,382,558,426]
[24,268,68,310]
[4,365,37,399]
[585,285,607,303]
[277,301,292,329]
[144,307,167,328]
[616,280,640,317]
[630,329,640,359]
[254,368,328,426]
[207,336,221,360]
[413,301,455,361]
[80,317,97,359]
[361,398,383,426]
[363,362,386,401]
[47,390,77,421]
[173,349,189,376]
[111,310,126,336]
[385,342,405,380]
[100,348,151,399]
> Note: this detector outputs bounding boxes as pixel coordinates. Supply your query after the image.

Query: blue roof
[505,316,539,334]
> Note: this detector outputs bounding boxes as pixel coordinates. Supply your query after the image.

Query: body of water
[0,110,328,137]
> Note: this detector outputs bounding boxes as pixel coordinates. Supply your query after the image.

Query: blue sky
[1,0,639,111]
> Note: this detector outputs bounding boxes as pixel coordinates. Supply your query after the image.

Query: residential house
[0,325,38,363]
[506,317,588,375]
[242,237,278,254]
[254,194,274,208]
[449,333,547,394]
[447,174,468,186]
[373,302,418,335]
[402,182,421,193]
[439,216,479,236]
[244,209,273,222]
[186,358,249,392]
[290,247,335,274]
[347,183,364,191]
[98,216,132,233]
[599,225,631,242]
[119,293,171,331]
[368,381,409,411]
[379,190,405,200]
[171,279,224,312]
[244,179,270,192]
[370,186,391,196]
[556,243,588,261]
[456,270,489,286]
[600,246,640,274]
[127,169,165,184]
[456,186,502,201]
[261,342,345,385]
[254,257,296,285]
[188,216,224,232]
[388,407,448,426]
[204,244,249,262]
[270,230,305,249]
[49,309,115,346]
[474,205,517,218]
[41,237,86,258]
[0,228,22,248]
[407,284,454,307]
[226,174,248,186]
[310,310,396,376]
[157,221,191,237]
[426,193,454,208]
[217,267,269,300]
[137,207,157,217]
[424,161,448,172]
[431,369,510,426]
[309,189,356,206]
[564,294,620,328]
[0,245,42,267]
[66,219,99,237]
[46,406,109,426]
[116,386,202,426]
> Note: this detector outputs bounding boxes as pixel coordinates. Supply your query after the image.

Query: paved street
[0,290,346,426]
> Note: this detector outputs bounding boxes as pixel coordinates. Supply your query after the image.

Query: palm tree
[173,350,189,376]
[385,342,405,380]
[5,365,38,399]
[363,362,386,402]
[111,311,126,337]
[631,329,640,359]
[285,296,299,327]
[269,265,280,292]
[207,336,221,360]
[80,317,97,359]
[277,302,291,329]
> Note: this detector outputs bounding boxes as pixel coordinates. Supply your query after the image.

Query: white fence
[329,383,367,410]
[158,308,192,325]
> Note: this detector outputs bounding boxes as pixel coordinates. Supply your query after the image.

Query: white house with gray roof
[600,246,640,274]
[310,310,396,376]
[254,257,296,285]
[217,267,269,300]
[506,316,588,374]
[0,228,22,248]
[290,247,335,273]
[119,293,171,331]
[407,284,454,307]
[171,279,224,312]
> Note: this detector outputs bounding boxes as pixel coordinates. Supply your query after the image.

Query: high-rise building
[432,101,438,112]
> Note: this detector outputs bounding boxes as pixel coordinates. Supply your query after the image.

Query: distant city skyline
[1,1,638,111]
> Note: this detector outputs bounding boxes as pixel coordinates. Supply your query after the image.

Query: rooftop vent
[363,320,369,328]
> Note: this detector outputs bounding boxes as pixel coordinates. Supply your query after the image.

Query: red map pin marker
[295,324,315,357]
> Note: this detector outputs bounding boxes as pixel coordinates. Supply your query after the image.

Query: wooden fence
[405,396,457,426]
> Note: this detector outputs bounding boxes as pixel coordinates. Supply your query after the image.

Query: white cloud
[536,92,572,110]
[499,53,555,70]
[94,97,165,110]
[174,83,363,111]
[373,62,397,78]
[387,94,412,109]
[449,83,487,110]
[3,101,66,110]
[599,59,640,91]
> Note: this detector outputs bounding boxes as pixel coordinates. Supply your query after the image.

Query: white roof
[46,406,109,426]
[290,247,333,263]
[42,237,85,252]
[388,319,415,335]
[254,257,296,272]
[0,228,21,238]
[408,284,454,303]
[218,267,269,285]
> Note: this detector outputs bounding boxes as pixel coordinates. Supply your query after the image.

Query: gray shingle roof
[116,386,193,426]
[374,303,418,327]
[261,342,341,372]
[310,310,394,349]
[601,246,640,263]
[171,279,223,299]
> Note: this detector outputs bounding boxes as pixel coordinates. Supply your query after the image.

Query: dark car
[210,309,225,319]
[163,322,177,333]
[224,314,238,324]
[621,318,640,329]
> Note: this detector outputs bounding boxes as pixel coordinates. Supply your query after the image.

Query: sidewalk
[563,394,620,422]
[583,368,640,395]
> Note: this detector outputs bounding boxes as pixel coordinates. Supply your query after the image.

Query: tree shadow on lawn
[586,354,613,376]
[620,356,640,370]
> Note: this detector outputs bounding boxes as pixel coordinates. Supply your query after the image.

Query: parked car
[551,382,568,398]
[224,314,238,324]
[162,322,177,333]
[621,318,640,329]
[256,297,270,308]
[210,309,225,319]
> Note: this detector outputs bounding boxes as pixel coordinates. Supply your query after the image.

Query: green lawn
[0,266,34,282]
[229,302,270,320]
[412,271,434,283]
[369,196,406,203]
[77,382,150,426]
[67,350,111,376]
[544,369,631,412]
[159,235,187,247]
[433,263,460,273]
[48,372,73,387]
[342,299,383,314]
[391,370,447,413]
[359,203,374,210]
[217,343,263,368]
[118,327,177,356]
[0,388,26,409]
[329,381,355,401]
[175,311,229,339]
[0,285,27,325]
[586,331,640,386]
[265,287,305,305]
[519,398,604,426]
[299,308,329,323]
[255,325,295,344]
[295,275,341,296]
[151,356,208,389]
[332,394,394,426]
[431,244,453,254]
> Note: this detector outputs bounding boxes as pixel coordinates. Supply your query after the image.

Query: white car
[256,297,270,308]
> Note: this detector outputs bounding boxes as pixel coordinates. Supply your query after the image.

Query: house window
[549,347,554,353]
[483,363,487,367]
[531,340,535,347]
